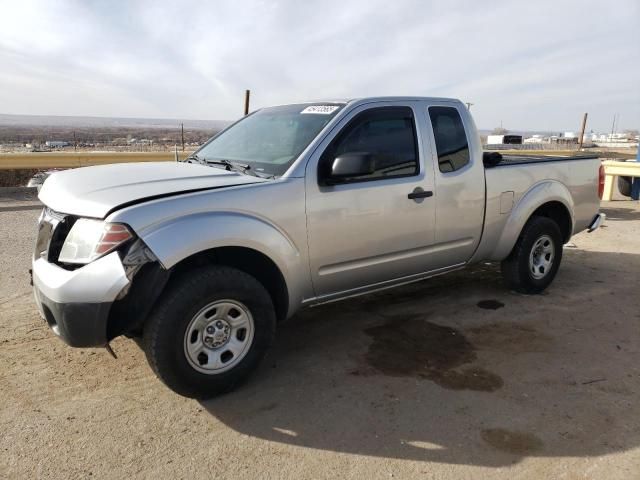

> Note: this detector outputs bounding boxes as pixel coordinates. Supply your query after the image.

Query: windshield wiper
[184,152,205,164]
[188,155,274,179]
[252,171,276,179]
[207,158,249,171]
[205,158,270,178]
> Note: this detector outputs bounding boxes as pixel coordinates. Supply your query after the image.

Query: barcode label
[301,105,340,115]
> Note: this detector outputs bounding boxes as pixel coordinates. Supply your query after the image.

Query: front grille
[34,208,74,262]
[48,217,75,263]
[34,211,55,260]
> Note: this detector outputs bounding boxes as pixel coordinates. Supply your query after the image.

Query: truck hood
[39,161,266,218]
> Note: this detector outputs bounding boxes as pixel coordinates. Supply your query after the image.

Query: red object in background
[598,164,605,199]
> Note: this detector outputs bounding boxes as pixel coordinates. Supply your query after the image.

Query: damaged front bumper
[32,251,130,347]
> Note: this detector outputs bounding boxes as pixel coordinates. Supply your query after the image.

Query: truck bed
[494,154,599,166]
[471,153,601,263]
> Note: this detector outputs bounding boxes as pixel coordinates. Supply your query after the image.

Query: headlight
[58,219,133,264]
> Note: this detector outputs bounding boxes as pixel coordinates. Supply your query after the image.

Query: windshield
[195,103,344,177]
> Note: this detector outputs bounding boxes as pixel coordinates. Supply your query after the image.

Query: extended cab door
[423,101,485,266]
[304,101,438,298]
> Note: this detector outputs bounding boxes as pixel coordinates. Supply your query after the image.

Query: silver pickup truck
[32,97,604,398]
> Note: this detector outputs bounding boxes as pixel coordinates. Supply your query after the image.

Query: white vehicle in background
[27,170,58,191]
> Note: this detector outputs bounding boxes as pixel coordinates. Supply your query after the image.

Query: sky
[0,0,638,132]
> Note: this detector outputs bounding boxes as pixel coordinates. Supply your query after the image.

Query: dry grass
[0,169,39,187]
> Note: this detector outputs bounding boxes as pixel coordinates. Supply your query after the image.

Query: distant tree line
[0,126,222,146]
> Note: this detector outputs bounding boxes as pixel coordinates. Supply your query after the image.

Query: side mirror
[483,151,503,168]
[323,153,375,185]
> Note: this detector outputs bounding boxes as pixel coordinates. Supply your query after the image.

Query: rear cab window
[428,106,470,173]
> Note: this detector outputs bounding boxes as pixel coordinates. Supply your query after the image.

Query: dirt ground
[1,190,639,479]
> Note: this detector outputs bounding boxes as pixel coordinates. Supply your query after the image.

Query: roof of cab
[347,96,460,103]
[268,96,462,108]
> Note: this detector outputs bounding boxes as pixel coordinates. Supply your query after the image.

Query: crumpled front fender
[133,211,307,315]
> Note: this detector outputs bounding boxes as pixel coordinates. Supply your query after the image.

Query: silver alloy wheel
[183,300,255,374]
[529,235,555,279]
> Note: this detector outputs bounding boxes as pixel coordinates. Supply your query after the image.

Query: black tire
[501,216,563,294]
[618,176,632,198]
[143,265,276,399]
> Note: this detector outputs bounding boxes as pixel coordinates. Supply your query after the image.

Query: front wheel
[143,265,276,399]
[501,216,563,294]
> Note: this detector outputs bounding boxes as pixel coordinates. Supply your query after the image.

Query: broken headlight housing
[58,219,133,264]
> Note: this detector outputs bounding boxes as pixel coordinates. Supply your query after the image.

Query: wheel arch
[489,181,575,261]
[529,201,573,243]
[170,246,290,322]
[135,211,309,320]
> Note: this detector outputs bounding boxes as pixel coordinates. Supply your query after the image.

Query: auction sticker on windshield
[301,105,340,114]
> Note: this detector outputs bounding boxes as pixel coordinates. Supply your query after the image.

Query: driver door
[305,102,437,299]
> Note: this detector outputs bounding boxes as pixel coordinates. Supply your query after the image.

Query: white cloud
[0,0,638,131]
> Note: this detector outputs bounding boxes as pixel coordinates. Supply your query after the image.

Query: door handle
[407,187,433,200]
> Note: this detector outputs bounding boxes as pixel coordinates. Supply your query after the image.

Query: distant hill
[0,113,231,130]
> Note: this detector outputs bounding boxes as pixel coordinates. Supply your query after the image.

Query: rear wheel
[143,265,276,399]
[501,216,563,294]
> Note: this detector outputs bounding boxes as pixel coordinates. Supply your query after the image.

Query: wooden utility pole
[180,123,185,152]
[244,90,251,116]
[578,113,588,150]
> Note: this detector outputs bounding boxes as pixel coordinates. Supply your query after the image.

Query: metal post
[578,113,588,150]
[244,90,250,116]
[632,142,640,200]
